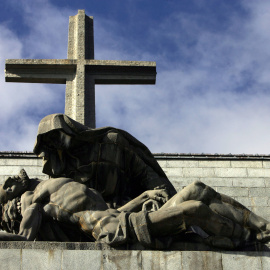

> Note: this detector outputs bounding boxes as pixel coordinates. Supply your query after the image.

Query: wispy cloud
[1,0,270,154]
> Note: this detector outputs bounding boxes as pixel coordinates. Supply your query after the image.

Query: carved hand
[143,189,169,205]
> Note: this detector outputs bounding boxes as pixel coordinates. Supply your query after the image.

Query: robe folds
[34,114,176,208]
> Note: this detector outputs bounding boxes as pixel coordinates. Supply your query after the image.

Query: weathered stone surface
[249,197,270,207]
[263,161,270,168]
[0,245,269,270]
[183,168,215,178]
[249,187,270,196]
[215,168,247,177]
[141,251,182,270]
[167,160,199,168]
[232,178,265,187]
[62,250,102,270]
[221,252,262,270]
[263,179,270,187]
[22,249,62,270]
[102,250,141,270]
[0,249,21,270]
[181,251,222,270]
[260,252,270,269]
[199,160,231,168]
[248,168,270,177]
[231,161,263,168]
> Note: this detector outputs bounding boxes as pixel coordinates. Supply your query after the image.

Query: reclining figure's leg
[161,181,270,240]
[149,200,250,242]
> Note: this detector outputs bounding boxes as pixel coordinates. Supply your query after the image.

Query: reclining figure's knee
[191,180,206,189]
[187,181,216,204]
[187,181,206,196]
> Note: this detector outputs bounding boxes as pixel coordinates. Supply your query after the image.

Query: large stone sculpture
[1,114,270,250]
[33,113,176,208]
[0,170,270,250]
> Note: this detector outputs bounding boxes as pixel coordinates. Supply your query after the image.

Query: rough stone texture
[0,242,269,270]
[1,152,270,268]
[221,252,263,270]
[0,249,21,270]
[22,249,62,270]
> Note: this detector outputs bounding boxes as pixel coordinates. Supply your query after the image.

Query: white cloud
[1,0,270,154]
[96,1,270,154]
[0,0,68,151]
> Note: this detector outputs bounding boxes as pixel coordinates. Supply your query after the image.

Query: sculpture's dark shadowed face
[37,131,71,176]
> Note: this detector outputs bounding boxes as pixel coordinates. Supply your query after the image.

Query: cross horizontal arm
[5,59,76,84]
[85,60,156,84]
[5,59,156,84]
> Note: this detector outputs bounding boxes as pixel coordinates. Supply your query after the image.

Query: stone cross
[5,10,156,128]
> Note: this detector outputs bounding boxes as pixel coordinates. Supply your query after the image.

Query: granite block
[22,249,62,270]
[232,178,265,187]
[103,250,141,270]
[248,168,270,178]
[231,161,262,168]
[62,250,102,269]
[249,188,270,197]
[221,252,262,270]
[181,251,222,270]
[214,168,247,178]
[141,251,182,270]
[263,161,270,168]
[183,168,215,178]
[167,160,199,168]
[199,160,230,168]
[0,249,21,270]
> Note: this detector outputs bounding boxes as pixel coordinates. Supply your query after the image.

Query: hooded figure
[33,114,176,208]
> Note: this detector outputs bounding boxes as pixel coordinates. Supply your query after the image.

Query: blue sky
[1,0,270,154]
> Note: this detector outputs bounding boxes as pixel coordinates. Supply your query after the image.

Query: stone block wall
[1,152,270,220]
[1,152,270,267]
[157,154,270,221]
[0,153,48,184]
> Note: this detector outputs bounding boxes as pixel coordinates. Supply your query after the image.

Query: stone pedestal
[1,153,270,269]
[1,242,270,270]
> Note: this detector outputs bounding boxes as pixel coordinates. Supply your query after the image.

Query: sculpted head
[33,114,91,177]
[35,130,72,176]
[0,169,29,204]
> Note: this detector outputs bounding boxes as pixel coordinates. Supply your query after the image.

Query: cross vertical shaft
[66,10,95,127]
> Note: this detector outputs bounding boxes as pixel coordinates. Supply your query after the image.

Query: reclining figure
[0,170,269,249]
